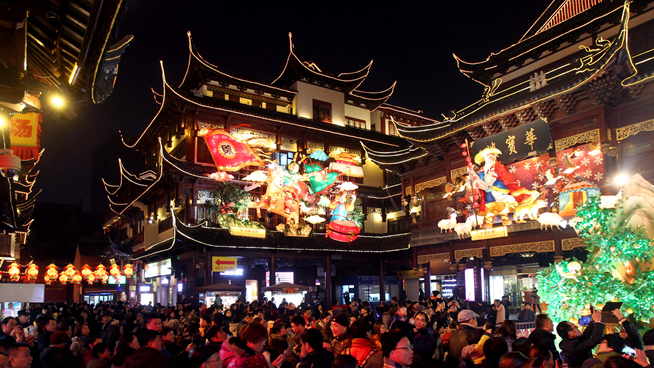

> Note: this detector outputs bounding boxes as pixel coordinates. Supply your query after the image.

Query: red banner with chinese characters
[203,130,265,171]
[9,112,41,160]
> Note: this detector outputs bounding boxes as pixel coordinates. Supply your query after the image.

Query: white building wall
[364,212,386,233]
[343,104,371,129]
[362,160,384,187]
[291,81,345,126]
[370,110,382,132]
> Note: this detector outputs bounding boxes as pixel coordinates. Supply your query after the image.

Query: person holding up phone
[557,310,604,368]
[580,335,625,367]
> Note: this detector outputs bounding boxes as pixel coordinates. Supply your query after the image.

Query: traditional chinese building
[0,0,132,268]
[103,33,425,306]
[367,0,654,308]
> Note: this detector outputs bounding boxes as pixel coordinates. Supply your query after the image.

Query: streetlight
[51,95,64,107]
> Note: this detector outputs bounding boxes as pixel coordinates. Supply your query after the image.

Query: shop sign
[470,119,553,162]
[144,259,172,278]
[283,288,298,293]
[397,269,426,280]
[212,257,238,272]
[471,226,508,241]
[138,285,152,293]
[230,226,266,238]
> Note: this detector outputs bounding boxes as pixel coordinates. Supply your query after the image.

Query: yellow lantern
[26,264,38,283]
[71,271,82,285]
[64,264,76,278]
[59,271,68,285]
[86,272,96,285]
[95,264,109,285]
[123,264,134,278]
[81,264,92,280]
[45,264,58,283]
[44,274,52,285]
[7,262,20,282]
[109,263,121,279]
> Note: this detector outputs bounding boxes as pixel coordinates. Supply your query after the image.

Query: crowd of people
[0,289,652,368]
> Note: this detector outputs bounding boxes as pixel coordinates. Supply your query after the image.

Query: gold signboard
[471,226,508,241]
[230,227,266,238]
[397,268,426,280]
[212,257,238,272]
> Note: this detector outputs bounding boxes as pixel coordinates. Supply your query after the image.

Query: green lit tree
[347,197,365,228]
[537,196,654,323]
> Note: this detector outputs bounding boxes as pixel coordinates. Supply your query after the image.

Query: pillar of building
[424,262,431,301]
[412,247,418,269]
[325,256,332,307]
[379,260,386,302]
[269,253,277,288]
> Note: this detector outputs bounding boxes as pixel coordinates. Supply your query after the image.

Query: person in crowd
[8,343,33,368]
[380,331,413,368]
[17,311,31,329]
[204,326,228,349]
[498,351,536,368]
[411,311,437,366]
[329,314,352,357]
[126,330,170,368]
[100,312,120,349]
[518,303,536,323]
[388,305,410,335]
[297,329,332,368]
[188,345,222,368]
[494,300,507,325]
[302,309,315,328]
[612,309,643,351]
[41,331,75,368]
[529,314,559,363]
[239,323,283,368]
[331,355,357,368]
[144,315,162,334]
[528,345,554,368]
[345,321,374,367]
[531,290,542,314]
[314,313,332,343]
[461,328,488,364]
[111,332,139,368]
[494,320,518,352]
[359,308,375,330]
[479,337,509,368]
[448,309,479,361]
[370,322,385,352]
[643,329,654,362]
[82,337,104,368]
[87,343,112,368]
[581,334,626,368]
[512,338,533,357]
[70,323,91,358]
[557,310,604,368]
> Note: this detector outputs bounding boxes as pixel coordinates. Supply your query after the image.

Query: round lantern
[59,271,68,285]
[123,264,134,278]
[45,264,58,283]
[71,271,82,285]
[64,264,76,278]
[81,264,92,280]
[7,262,20,282]
[109,263,121,279]
[26,264,38,283]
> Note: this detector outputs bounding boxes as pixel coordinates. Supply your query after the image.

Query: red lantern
[26,264,38,283]
[86,272,96,285]
[64,264,76,278]
[59,271,68,285]
[81,264,92,280]
[7,262,20,282]
[462,151,467,156]
[71,271,83,285]
[95,264,109,285]
[109,263,121,279]
[45,264,58,284]
[466,157,472,163]
[123,264,134,278]
[460,143,467,149]
[44,274,52,285]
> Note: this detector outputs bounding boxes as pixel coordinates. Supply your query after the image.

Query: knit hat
[457,309,479,323]
[50,331,69,345]
[381,331,405,357]
[332,313,350,328]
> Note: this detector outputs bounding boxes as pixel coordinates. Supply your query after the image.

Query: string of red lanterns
[4,262,134,285]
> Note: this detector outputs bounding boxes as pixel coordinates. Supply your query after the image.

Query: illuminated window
[388,122,399,136]
[224,94,229,101]
[239,97,252,106]
[276,105,288,113]
[313,100,332,123]
[261,102,266,109]
[345,116,366,129]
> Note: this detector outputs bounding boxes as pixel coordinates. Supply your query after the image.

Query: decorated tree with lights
[537,195,654,324]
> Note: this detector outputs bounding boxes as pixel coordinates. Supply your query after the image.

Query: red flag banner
[9,112,41,160]
[203,130,265,171]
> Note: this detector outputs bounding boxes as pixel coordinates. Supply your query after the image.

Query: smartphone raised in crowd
[622,346,637,359]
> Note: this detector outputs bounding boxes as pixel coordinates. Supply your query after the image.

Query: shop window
[313,100,332,123]
[273,151,295,167]
[345,116,366,129]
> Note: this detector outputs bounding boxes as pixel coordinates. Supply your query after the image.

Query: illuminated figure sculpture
[467,147,539,228]
[326,183,360,242]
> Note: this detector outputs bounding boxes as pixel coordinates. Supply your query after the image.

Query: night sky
[36,0,552,212]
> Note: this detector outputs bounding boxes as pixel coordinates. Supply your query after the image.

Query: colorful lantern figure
[86,272,96,285]
[71,271,83,285]
[326,188,360,242]
[81,264,92,280]
[45,264,58,284]
[109,263,121,279]
[123,264,134,278]
[59,271,68,285]
[95,264,109,285]
[44,274,52,285]
[64,264,76,278]
[7,262,20,282]
[26,264,38,283]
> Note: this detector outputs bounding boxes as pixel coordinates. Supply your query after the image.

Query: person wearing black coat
[613,309,644,350]
[557,310,604,368]
[446,309,479,362]
[528,314,560,363]
[297,329,333,368]
[410,312,437,366]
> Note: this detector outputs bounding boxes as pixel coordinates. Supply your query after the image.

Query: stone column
[379,260,386,302]
[269,253,277,288]
[325,256,332,307]
[424,262,431,302]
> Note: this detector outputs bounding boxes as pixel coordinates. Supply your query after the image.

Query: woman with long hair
[110,332,139,368]
[493,320,517,352]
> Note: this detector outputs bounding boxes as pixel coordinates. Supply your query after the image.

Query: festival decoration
[308,150,329,161]
[559,177,600,216]
[123,264,134,278]
[207,172,235,181]
[110,263,122,279]
[26,264,38,282]
[71,271,83,285]
[95,264,109,285]
[86,272,96,285]
[202,129,265,171]
[8,112,42,160]
[304,215,326,224]
[538,174,654,323]
[64,264,76,278]
[326,186,360,242]
[7,262,20,282]
[59,271,68,285]
[81,264,93,280]
[45,264,58,284]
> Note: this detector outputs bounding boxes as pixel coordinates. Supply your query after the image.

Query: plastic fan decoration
[81,264,92,280]
[7,262,20,282]
[123,264,134,278]
[26,264,38,283]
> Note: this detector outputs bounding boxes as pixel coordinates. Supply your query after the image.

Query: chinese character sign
[9,112,41,160]
[470,119,552,163]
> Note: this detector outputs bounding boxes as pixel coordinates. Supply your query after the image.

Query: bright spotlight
[614,174,629,187]
[51,96,63,107]
[0,117,5,127]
